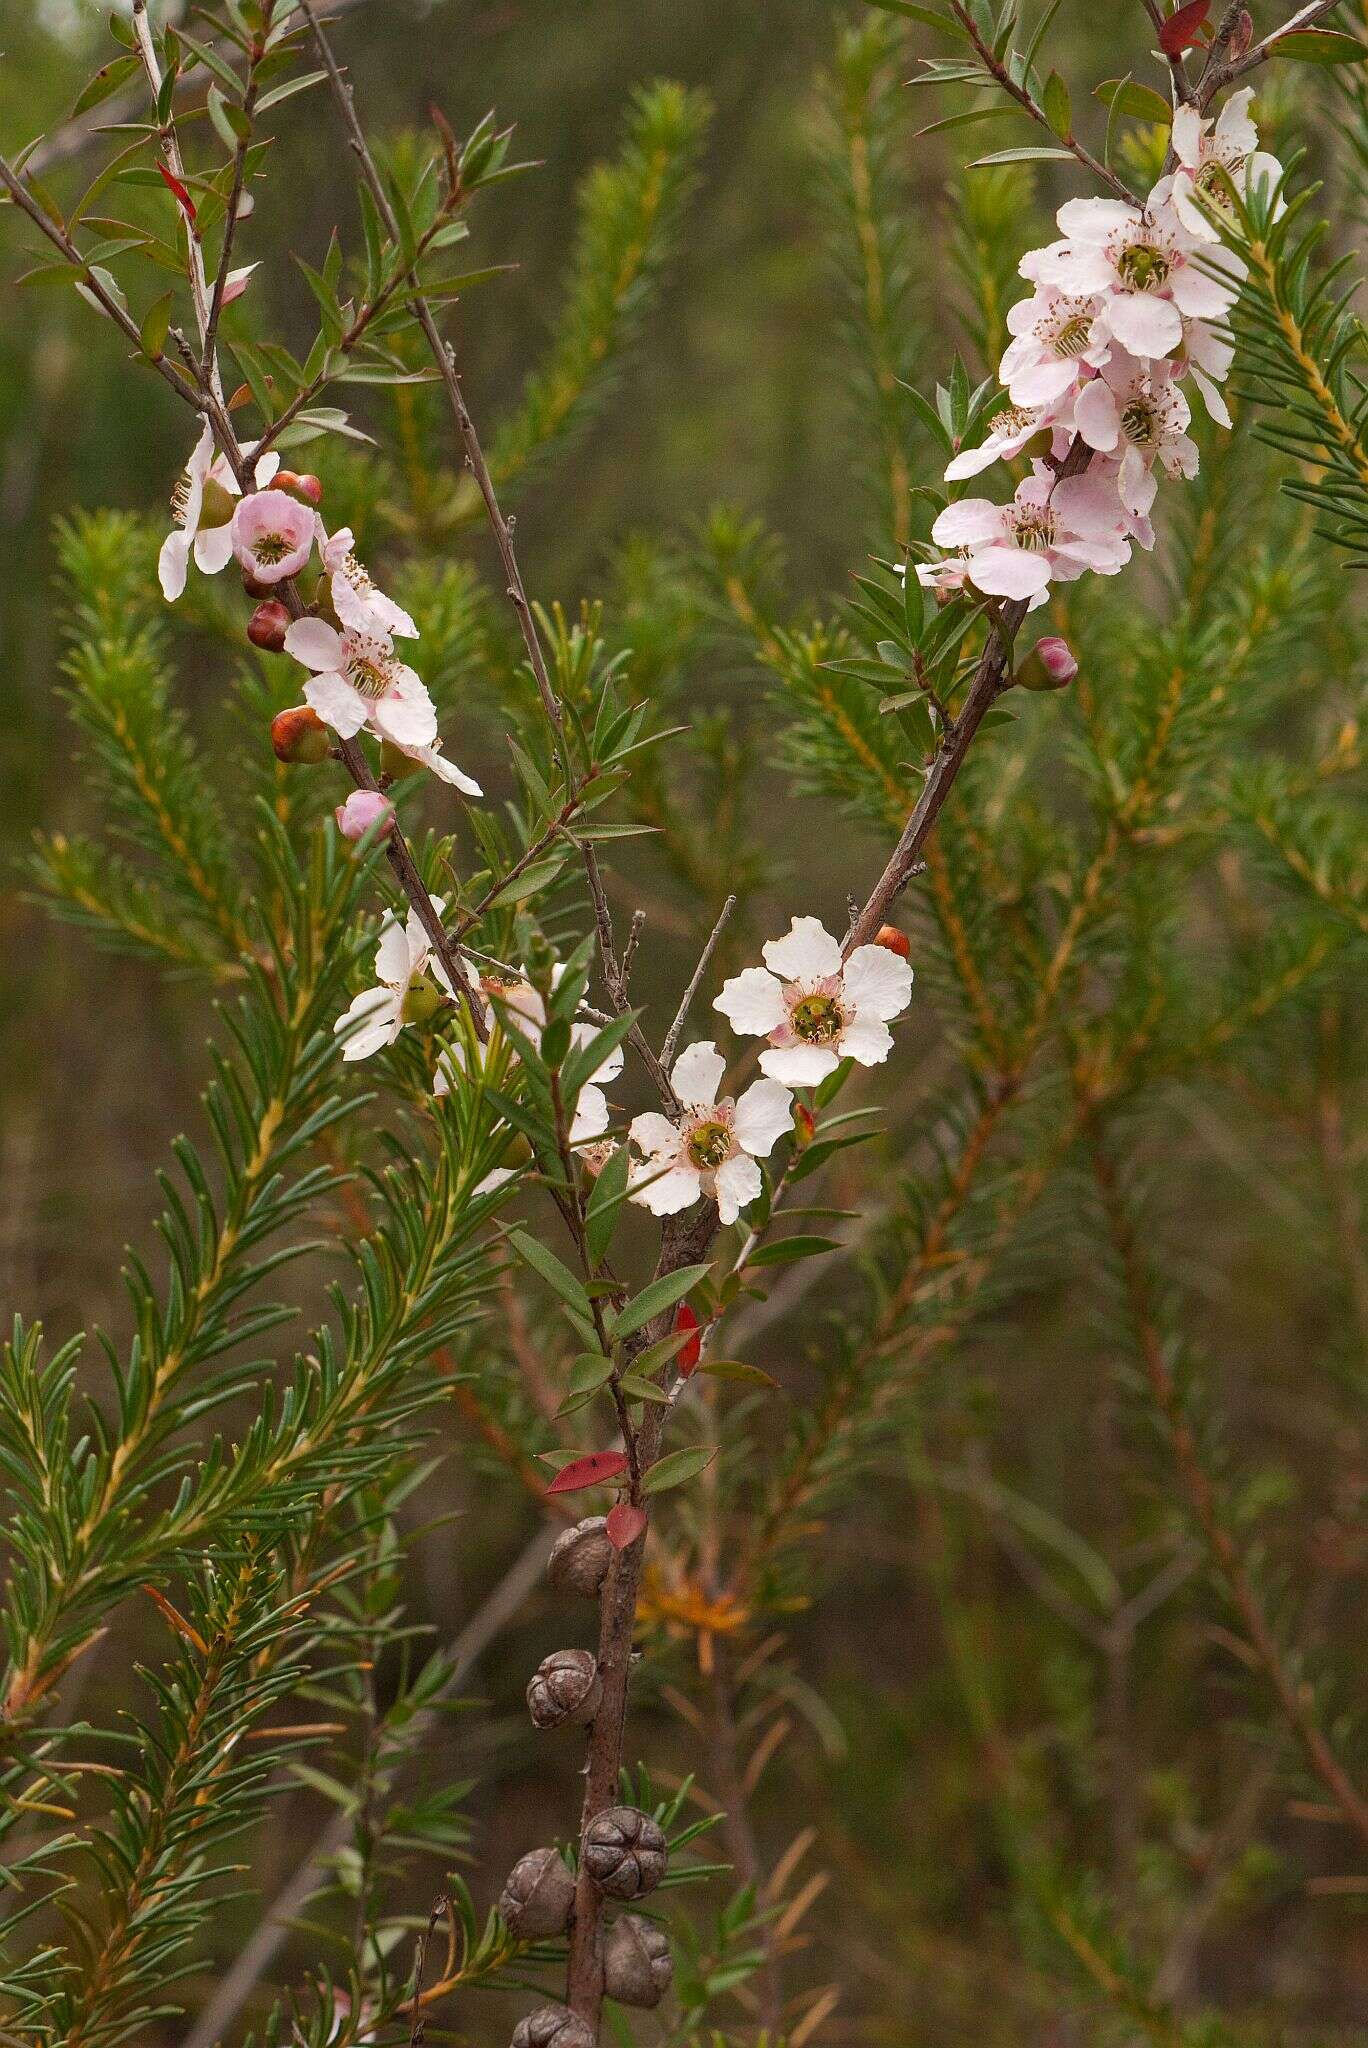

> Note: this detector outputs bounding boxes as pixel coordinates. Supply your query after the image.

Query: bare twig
[1199,0,1346,102]
[660,894,737,1071]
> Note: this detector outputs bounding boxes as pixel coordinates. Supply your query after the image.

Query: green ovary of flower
[687,1119,733,1170]
[1116,242,1171,292]
[790,992,843,1043]
[403,978,445,1026]
[1054,313,1092,357]
[251,531,294,564]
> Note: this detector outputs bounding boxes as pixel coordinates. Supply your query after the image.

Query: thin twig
[660,895,737,1071]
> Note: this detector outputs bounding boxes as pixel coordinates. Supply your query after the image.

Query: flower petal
[303,670,367,737]
[374,914,413,986]
[158,530,191,603]
[759,1043,840,1087]
[843,944,914,1021]
[714,1152,762,1226]
[714,965,787,1036]
[629,1163,702,1216]
[193,521,235,574]
[371,670,438,749]
[629,1112,682,1164]
[1104,291,1183,358]
[570,1084,611,1145]
[966,545,1051,600]
[839,1013,894,1066]
[285,616,346,673]
[671,1039,727,1108]
[732,1078,794,1158]
[763,916,842,984]
[931,498,1004,548]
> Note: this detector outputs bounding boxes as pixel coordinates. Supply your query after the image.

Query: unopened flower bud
[271,704,330,765]
[510,2008,593,2048]
[792,1102,816,1150]
[874,924,910,959]
[1016,635,1078,692]
[547,1517,614,1599]
[498,1847,576,1939]
[602,1914,673,2009]
[582,1806,668,1900]
[526,1648,602,1730]
[247,599,290,653]
[334,790,394,842]
[275,469,324,506]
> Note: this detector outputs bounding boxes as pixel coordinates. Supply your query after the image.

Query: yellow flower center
[687,1119,733,1170]
[1116,242,1171,292]
[791,992,843,1043]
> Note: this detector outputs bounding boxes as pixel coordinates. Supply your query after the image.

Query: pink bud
[1017,635,1078,692]
[334,790,394,841]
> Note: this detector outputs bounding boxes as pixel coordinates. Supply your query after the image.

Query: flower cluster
[920,92,1277,607]
[160,430,479,793]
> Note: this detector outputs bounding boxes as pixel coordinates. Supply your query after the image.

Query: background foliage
[0,2,1365,2043]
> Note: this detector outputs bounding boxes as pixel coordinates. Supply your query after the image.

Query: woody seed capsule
[602,1914,673,2007]
[510,2007,594,2048]
[498,1847,576,1939]
[547,1517,614,1599]
[526,1648,602,1730]
[581,1806,668,1900]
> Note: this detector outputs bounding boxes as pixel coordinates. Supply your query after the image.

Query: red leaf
[1160,0,1210,55]
[674,1304,702,1377]
[157,160,197,223]
[606,1502,647,1551]
[545,1449,629,1495]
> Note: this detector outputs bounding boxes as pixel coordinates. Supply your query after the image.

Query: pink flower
[334,789,394,841]
[230,488,317,585]
[321,525,417,640]
[1154,89,1283,243]
[944,394,1067,482]
[160,428,284,601]
[999,288,1112,408]
[1023,197,1239,361]
[714,915,913,1087]
[1074,352,1198,516]
[628,1041,792,1225]
[284,613,438,750]
[922,463,1130,605]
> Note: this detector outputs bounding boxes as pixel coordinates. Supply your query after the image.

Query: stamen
[687,1119,733,1170]
[1116,240,1171,292]
[790,992,844,1044]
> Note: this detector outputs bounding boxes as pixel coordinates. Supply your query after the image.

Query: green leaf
[566,1352,616,1396]
[509,1228,591,1317]
[1273,28,1368,61]
[70,53,140,118]
[585,1146,630,1266]
[642,1445,716,1496]
[1042,71,1071,140]
[746,1236,839,1268]
[619,1373,671,1404]
[1094,77,1173,123]
[969,145,1074,166]
[139,290,174,362]
[613,1263,712,1341]
[256,69,329,111]
[698,1359,780,1390]
[207,86,253,152]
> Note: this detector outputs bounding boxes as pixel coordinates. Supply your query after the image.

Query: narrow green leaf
[642,1445,716,1496]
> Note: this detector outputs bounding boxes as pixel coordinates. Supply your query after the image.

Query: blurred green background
[2,3,1366,2044]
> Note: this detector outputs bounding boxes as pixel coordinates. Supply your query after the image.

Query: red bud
[545,1450,629,1496]
[874,924,911,959]
[606,1502,647,1551]
[247,599,290,653]
[271,704,330,765]
[674,1305,702,1377]
[275,469,324,507]
[792,1102,816,1150]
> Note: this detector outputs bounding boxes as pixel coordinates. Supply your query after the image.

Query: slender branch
[946,0,1140,203]
[660,894,737,1071]
[131,0,223,402]
[1200,0,1346,102]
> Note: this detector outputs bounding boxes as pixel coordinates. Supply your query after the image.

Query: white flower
[434,965,621,1151]
[1074,351,1198,516]
[944,395,1068,482]
[921,462,1131,605]
[389,739,483,796]
[158,425,281,601]
[284,613,438,750]
[1155,89,1283,243]
[628,1041,792,1225]
[334,898,453,1063]
[321,525,417,640]
[1023,197,1240,361]
[999,288,1112,408]
[714,915,913,1087]
[1178,314,1235,429]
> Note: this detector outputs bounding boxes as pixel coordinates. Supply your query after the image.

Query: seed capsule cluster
[499,1520,672,2042]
